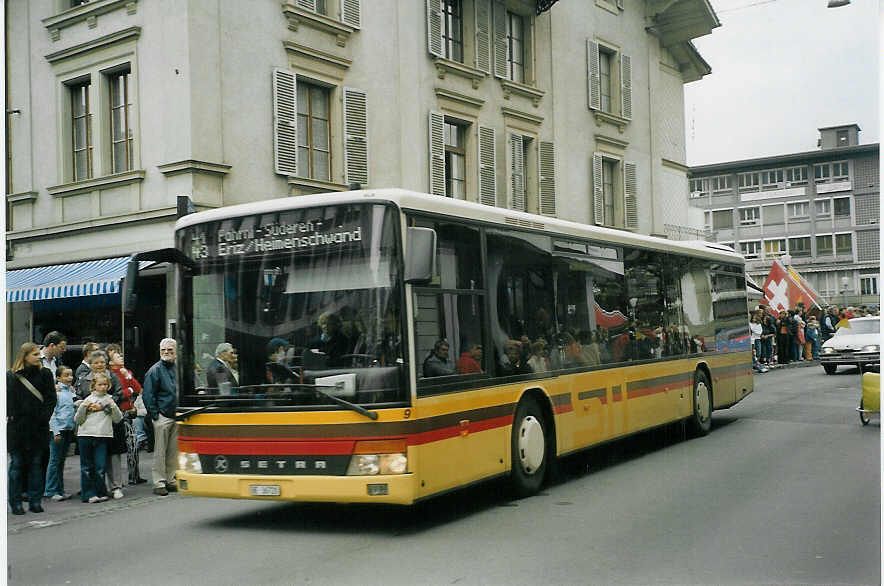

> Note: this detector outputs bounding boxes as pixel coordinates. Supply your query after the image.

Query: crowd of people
[749,303,877,374]
[7,333,179,514]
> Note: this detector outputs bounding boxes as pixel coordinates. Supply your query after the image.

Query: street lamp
[840,275,850,308]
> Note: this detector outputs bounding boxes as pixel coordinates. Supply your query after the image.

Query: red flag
[760,260,792,312]
[594,302,628,328]
[786,265,826,310]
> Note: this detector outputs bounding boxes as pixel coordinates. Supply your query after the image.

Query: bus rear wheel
[510,398,548,498]
[689,370,712,437]
[823,364,837,375]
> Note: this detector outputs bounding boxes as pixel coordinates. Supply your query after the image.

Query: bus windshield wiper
[311,384,378,420]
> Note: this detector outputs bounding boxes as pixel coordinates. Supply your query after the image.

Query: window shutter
[343,87,368,185]
[592,153,603,225]
[297,0,317,10]
[426,0,443,58]
[587,40,600,111]
[341,0,361,28]
[492,0,507,78]
[478,126,497,206]
[539,141,557,217]
[474,0,492,74]
[273,68,297,177]
[620,53,632,120]
[509,134,525,211]
[428,111,446,196]
[624,161,638,229]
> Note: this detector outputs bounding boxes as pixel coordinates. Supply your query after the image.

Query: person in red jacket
[107,345,147,487]
[456,342,484,374]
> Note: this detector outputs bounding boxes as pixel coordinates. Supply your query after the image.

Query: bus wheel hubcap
[696,382,710,422]
[518,416,544,475]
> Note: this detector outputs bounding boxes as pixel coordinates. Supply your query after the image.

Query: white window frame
[831,161,849,182]
[738,171,760,192]
[710,174,732,193]
[739,240,761,260]
[703,210,711,231]
[860,274,879,296]
[738,206,760,226]
[763,238,786,259]
[813,163,830,182]
[785,166,808,186]
[760,169,784,190]
[815,198,831,218]
[690,178,707,198]
[787,200,810,220]
[787,234,812,257]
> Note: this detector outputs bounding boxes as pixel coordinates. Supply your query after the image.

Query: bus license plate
[249,484,281,497]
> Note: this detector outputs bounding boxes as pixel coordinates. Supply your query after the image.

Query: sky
[684,0,880,166]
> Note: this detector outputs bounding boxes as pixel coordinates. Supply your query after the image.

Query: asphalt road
[7,362,880,585]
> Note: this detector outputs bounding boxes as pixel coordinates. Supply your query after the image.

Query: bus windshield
[177,203,406,409]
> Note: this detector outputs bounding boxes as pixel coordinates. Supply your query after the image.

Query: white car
[820,316,881,375]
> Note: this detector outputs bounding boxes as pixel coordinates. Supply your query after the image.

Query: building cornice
[5,206,177,243]
[6,191,38,204]
[45,26,141,63]
[158,160,231,177]
[281,3,355,47]
[47,169,145,198]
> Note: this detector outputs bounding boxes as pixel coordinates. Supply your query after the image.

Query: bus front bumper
[176,471,418,505]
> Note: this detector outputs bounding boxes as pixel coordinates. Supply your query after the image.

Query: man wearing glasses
[142,338,178,496]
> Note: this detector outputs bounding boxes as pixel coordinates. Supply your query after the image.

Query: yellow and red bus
[133,189,752,504]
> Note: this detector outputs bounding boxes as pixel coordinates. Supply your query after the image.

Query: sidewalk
[7,448,177,533]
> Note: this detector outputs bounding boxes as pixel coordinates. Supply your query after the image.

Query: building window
[711,209,733,230]
[835,233,852,256]
[710,175,732,192]
[703,211,711,231]
[109,68,133,174]
[815,199,831,218]
[788,236,811,257]
[296,81,331,181]
[832,161,849,181]
[441,0,463,62]
[70,81,92,181]
[814,163,830,182]
[602,159,616,224]
[816,235,833,256]
[444,120,466,199]
[860,275,878,296]
[739,207,760,226]
[837,129,849,147]
[740,241,761,260]
[738,172,760,191]
[785,166,808,185]
[787,201,809,220]
[813,161,847,183]
[506,12,524,83]
[690,178,706,197]
[833,197,850,217]
[763,239,786,259]
[599,47,613,113]
[760,169,784,190]
[762,203,784,226]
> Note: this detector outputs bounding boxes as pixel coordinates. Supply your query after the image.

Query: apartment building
[6,0,719,367]
[688,124,880,308]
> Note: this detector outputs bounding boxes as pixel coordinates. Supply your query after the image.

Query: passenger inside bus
[499,340,532,375]
[423,340,456,377]
[456,342,483,374]
[309,312,352,368]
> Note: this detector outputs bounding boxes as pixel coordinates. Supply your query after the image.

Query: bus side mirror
[122,256,140,315]
[404,227,436,285]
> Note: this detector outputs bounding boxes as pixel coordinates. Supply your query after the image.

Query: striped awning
[6,256,149,303]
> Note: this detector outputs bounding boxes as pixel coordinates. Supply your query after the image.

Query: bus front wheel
[510,398,548,497]
[689,370,712,437]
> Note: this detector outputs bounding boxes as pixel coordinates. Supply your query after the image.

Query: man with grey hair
[206,342,238,390]
[142,338,178,496]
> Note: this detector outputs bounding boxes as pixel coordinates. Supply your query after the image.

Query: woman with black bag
[7,342,57,514]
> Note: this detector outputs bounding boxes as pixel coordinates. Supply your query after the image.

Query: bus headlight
[178,452,203,474]
[861,345,880,353]
[346,453,407,475]
[822,347,836,354]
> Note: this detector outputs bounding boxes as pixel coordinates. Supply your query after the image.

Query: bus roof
[175,188,744,265]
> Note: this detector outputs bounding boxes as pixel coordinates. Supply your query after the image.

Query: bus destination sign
[190,219,363,260]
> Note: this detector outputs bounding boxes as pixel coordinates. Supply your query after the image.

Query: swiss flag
[760,259,824,312]
[761,260,792,312]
